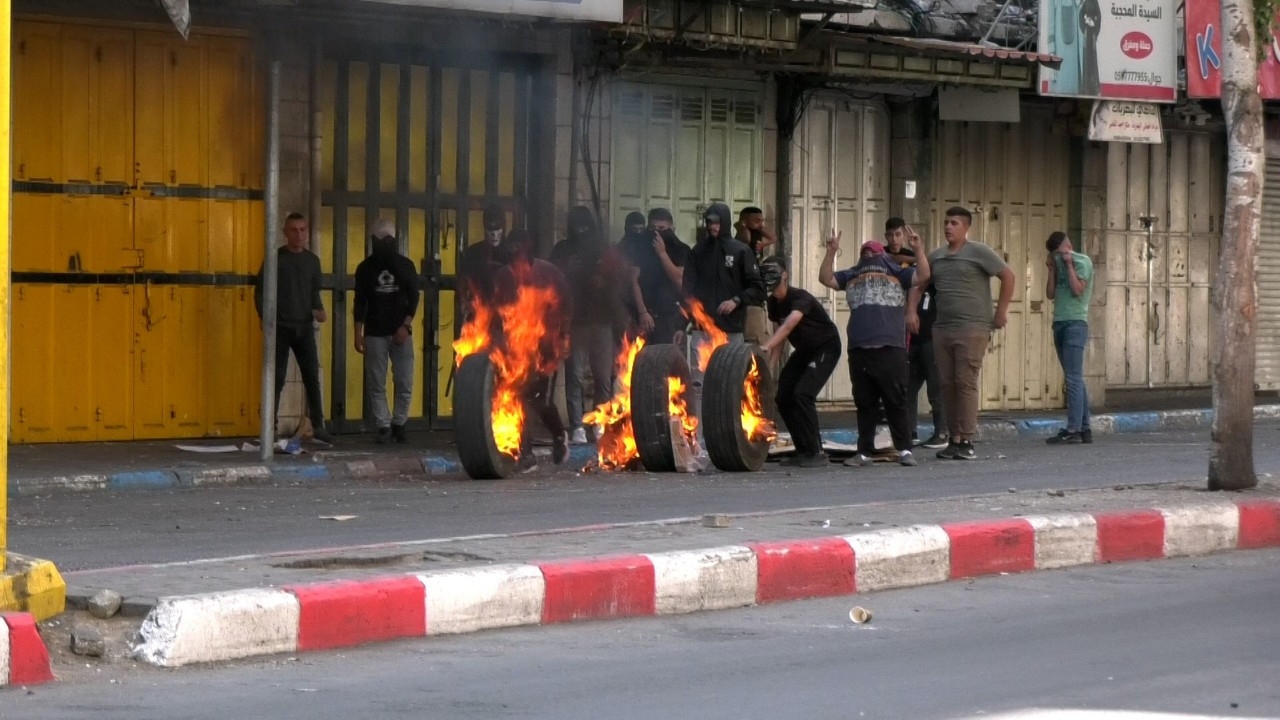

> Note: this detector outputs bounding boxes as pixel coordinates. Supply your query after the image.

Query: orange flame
[667,376,699,449]
[453,263,565,460]
[684,298,729,372]
[741,354,777,443]
[583,336,644,470]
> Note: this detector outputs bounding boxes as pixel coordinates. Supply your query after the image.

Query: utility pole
[1211,0,1264,490]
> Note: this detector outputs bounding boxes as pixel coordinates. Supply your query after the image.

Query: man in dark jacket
[681,202,766,430]
[459,204,507,310]
[550,206,625,445]
[354,218,421,444]
[619,208,689,344]
[254,212,334,444]
[494,230,572,471]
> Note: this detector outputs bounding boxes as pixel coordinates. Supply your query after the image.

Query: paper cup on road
[849,606,873,624]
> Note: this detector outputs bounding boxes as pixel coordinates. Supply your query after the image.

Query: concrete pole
[260,59,282,462]
[0,0,11,573]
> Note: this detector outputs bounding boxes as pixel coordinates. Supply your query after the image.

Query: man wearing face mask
[459,204,507,310]
[619,208,689,344]
[354,218,421,444]
[682,203,766,428]
[551,206,625,445]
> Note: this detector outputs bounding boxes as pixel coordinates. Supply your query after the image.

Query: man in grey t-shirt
[920,206,1015,460]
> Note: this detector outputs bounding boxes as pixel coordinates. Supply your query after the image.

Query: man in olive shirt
[254,212,334,444]
[1044,231,1094,444]
[924,206,1016,461]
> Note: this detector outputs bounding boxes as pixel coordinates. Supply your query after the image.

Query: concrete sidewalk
[51,478,1280,669]
[11,405,1280,496]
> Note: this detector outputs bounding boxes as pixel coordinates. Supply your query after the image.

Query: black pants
[908,338,945,437]
[274,323,326,426]
[849,346,912,453]
[776,338,841,457]
[644,310,688,346]
[521,371,565,455]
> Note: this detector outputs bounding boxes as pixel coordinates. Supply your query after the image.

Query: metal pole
[0,0,12,573]
[1140,214,1157,389]
[260,59,282,462]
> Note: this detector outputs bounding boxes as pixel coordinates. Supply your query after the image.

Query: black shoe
[1080,429,1093,444]
[936,443,960,460]
[391,423,407,443]
[375,427,391,444]
[796,453,829,468]
[519,453,539,473]
[921,433,949,449]
[1046,429,1082,445]
[552,431,570,465]
[954,440,977,460]
[312,428,335,445]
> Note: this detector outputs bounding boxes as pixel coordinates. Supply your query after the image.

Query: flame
[741,354,777,443]
[667,376,699,449]
[583,335,644,470]
[683,298,729,372]
[453,262,565,460]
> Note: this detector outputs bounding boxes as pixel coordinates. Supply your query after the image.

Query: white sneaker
[899,450,918,467]
[570,428,588,445]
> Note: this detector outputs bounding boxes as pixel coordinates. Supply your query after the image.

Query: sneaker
[921,433,949,449]
[391,423,407,443]
[899,450,918,467]
[375,427,391,444]
[1080,429,1093,444]
[954,440,977,460]
[552,431,570,465]
[312,428,336,445]
[1046,429,1082,445]
[797,453,830,468]
[570,427,589,445]
[936,443,960,460]
[519,453,539,473]
[843,453,872,467]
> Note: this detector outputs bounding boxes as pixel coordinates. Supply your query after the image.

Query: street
[12,425,1280,571]
[5,549,1277,719]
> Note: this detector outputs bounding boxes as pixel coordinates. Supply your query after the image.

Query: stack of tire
[630,342,776,473]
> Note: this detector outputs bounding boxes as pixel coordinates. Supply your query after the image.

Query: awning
[862,35,1060,68]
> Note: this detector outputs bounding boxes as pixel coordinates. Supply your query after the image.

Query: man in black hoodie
[354,218,421,444]
[619,208,689,344]
[682,203,766,427]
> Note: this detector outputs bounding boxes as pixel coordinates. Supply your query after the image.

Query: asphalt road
[11,425,1280,570]
[6,549,1278,719]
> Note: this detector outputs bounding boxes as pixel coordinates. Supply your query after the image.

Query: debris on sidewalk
[174,444,240,453]
[70,626,105,657]
[319,515,358,522]
[87,589,122,619]
[702,513,731,528]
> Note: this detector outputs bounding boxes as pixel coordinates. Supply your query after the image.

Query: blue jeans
[1053,320,1090,433]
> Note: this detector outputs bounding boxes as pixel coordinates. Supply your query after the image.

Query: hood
[703,203,734,242]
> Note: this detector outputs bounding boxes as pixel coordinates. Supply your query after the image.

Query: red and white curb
[134,499,1280,667]
[0,613,54,687]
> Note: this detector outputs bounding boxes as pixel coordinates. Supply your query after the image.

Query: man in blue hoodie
[354,218,421,444]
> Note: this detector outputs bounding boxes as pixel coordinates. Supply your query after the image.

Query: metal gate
[609,81,764,240]
[1255,156,1280,389]
[787,96,890,403]
[319,53,536,428]
[933,109,1071,411]
[11,22,263,443]
[1102,133,1222,389]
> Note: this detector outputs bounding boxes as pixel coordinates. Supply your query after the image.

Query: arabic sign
[1185,0,1280,98]
[1038,0,1176,102]
[1088,101,1163,143]
[351,0,623,22]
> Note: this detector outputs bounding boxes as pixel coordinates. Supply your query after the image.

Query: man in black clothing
[908,283,947,449]
[759,256,841,468]
[459,204,507,309]
[734,206,777,354]
[354,217,421,444]
[619,208,689,344]
[494,230,572,471]
[254,212,334,444]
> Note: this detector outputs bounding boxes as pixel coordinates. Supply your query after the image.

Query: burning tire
[630,343,691,473]
[703,343,776,472]
[454,353,517,480]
